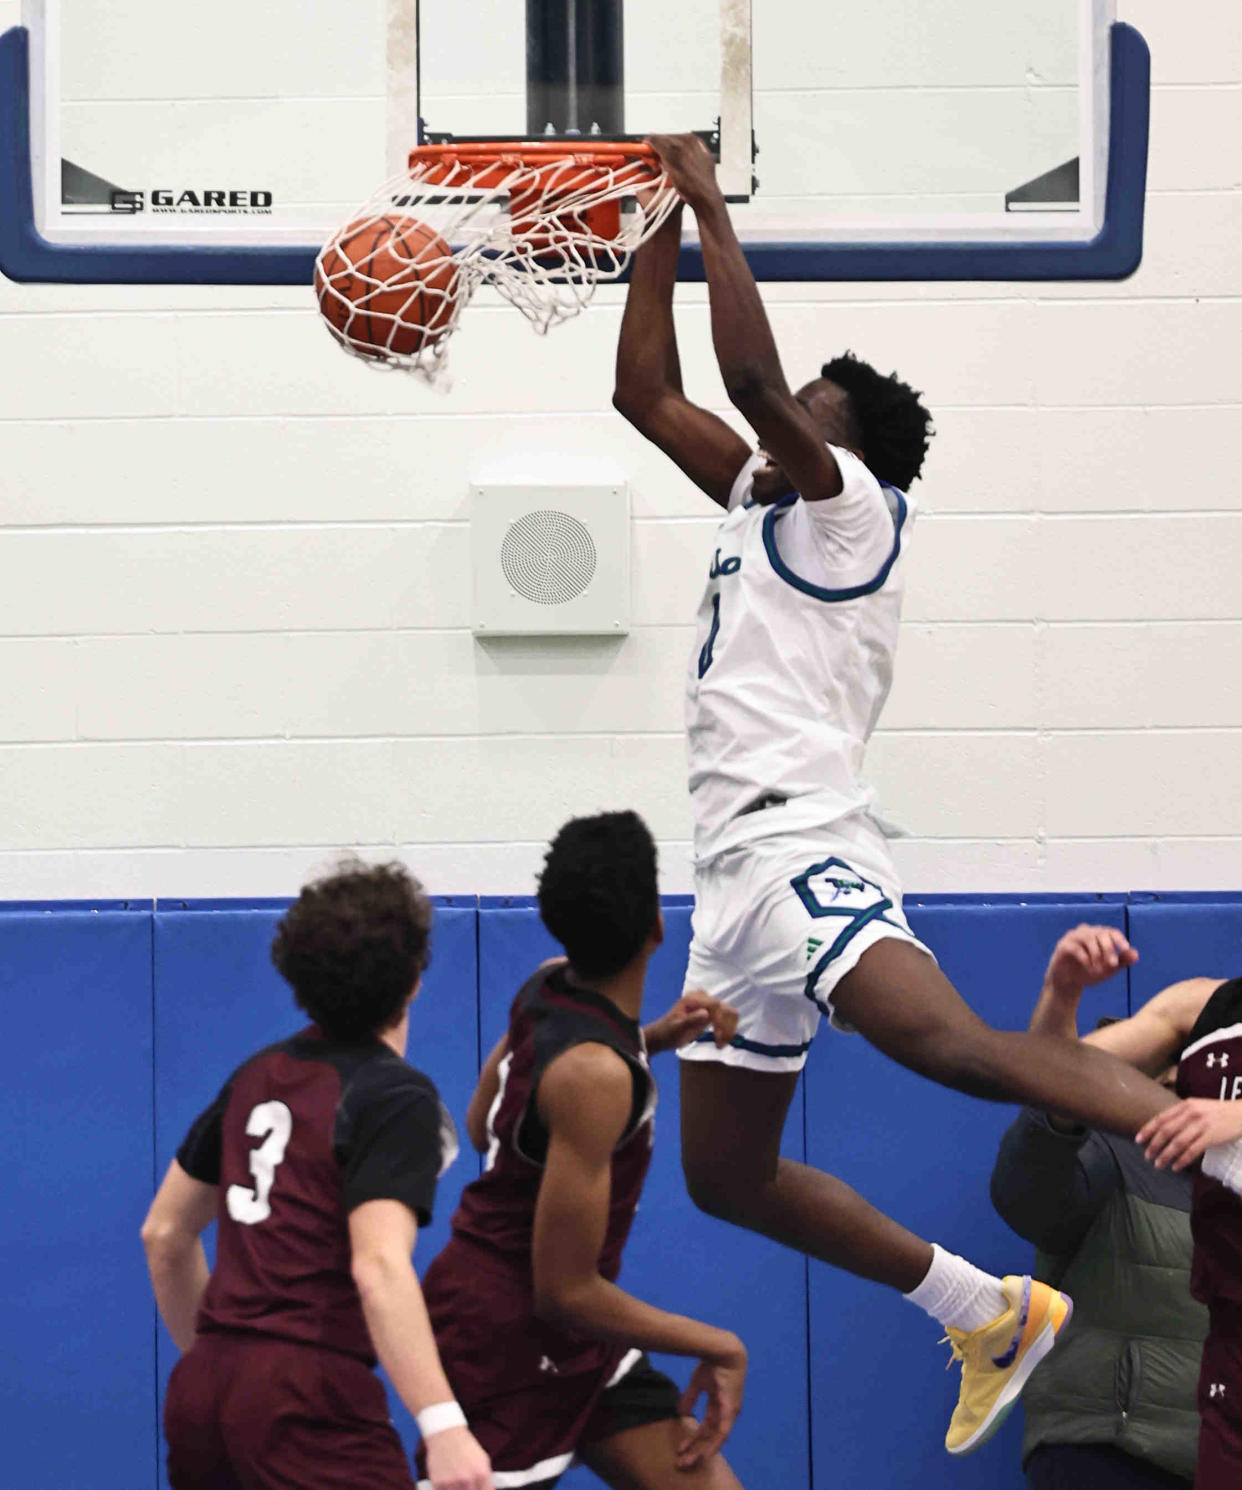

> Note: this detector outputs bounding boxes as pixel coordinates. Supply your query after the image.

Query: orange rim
[408,140,661,175]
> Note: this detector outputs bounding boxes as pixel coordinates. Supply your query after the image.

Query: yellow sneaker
[943,1276,1072,1456]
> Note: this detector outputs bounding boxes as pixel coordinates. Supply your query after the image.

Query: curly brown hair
[271,860,432,1040]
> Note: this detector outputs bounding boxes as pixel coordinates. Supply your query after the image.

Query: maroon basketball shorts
[416,1347,683,1490]
[165,1332,415,1490]
[1197,1307,1242,1490]
[421,1241,682,1487]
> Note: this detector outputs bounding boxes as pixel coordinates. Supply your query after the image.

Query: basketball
[315,216,462,360]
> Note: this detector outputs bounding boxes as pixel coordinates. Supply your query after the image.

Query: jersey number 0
[226,1100,293,1225]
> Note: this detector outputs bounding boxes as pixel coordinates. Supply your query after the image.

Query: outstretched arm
[643,989,738,1056]
[1028,924,1138,1049]
[533,1043,747,1467]
[650,134,844,504]
[1032,925,1219,1076]
[1087,978,1223,1072]
[613,202,751,508]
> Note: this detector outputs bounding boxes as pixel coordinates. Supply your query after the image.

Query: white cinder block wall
[0,0,1240,899]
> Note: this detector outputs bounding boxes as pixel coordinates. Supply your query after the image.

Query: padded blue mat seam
[148,908,160,1490]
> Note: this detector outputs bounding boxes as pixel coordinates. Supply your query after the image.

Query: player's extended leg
[579,1420,744,1490]
[678,964,1078,1456]
[680,1055,1071,1456]
[682,940,1174,1296]
[829,938,1176,1138]
[679,1062,934,1290]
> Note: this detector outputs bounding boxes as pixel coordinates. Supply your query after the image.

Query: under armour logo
[1207,1053,1231,1069]
[539,1356,559,1375]
[1210,1383,1227,1399]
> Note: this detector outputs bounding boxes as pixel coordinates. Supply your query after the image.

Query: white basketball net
[315,144,679,384]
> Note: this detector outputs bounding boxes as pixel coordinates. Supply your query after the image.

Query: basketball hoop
[315,140,678,382]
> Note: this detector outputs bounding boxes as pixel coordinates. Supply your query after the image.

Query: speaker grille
[500,510,598,606]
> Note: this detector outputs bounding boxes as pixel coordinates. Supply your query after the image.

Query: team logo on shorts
[792,857,907,1012]
[791,858,885,919]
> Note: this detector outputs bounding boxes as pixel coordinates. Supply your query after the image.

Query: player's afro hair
[271,859,432,1041]
[821,350,934,491]
[537,811,660,982]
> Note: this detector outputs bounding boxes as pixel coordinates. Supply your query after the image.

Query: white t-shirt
[684,446,915,862]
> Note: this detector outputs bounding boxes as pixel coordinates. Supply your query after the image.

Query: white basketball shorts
[678,817,935,1073]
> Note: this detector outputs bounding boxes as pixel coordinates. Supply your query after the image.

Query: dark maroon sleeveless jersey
[1178,978,1242,1308]
[451,962,655,1277]
[421,963,656,1397]
[176,1027,456,1363]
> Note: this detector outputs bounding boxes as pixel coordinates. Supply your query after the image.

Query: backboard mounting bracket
[717,0,755,201]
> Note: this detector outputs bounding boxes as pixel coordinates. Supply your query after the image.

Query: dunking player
[419,811,748,1490]
[612,132,1242,1454]
[1025,923,1242,1489]
[140,862,492,1490]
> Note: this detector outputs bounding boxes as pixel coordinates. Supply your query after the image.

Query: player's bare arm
[533,1041,747,1468]
[613,200,751,507]
[1085,978,1224,1074]
[141,1159,218,1352]
[644,990,739,1056]
[1028,925,1140,1045]
[349,1199,493,1490]
[650,133,844,505]
[1033,925,1222,1076]
[466,1034,509,1152]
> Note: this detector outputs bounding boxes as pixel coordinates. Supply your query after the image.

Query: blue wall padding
[151,898,479,1474]
[477,898,812,1489]
[0,906,157,1490]
[1127,895,1242,1009]
[804,898,1129,1490]
[4,891,1239,1490]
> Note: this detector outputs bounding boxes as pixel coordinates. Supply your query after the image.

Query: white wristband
[1203,1136,1242,1197]
[417,1401,467,1439]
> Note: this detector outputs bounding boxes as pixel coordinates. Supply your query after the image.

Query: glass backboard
[0,0,1149,282]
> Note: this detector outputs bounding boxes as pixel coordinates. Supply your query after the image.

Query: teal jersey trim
[761,485,908,602]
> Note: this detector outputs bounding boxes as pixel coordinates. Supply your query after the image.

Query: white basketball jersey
[685,447,916,861]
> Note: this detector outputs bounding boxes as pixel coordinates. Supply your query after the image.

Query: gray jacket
[991,1109,1207,1480]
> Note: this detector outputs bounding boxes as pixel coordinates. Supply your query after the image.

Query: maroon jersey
[422,963,656,1401]
[177,1027,455,1363]
[1178,978,1242,1308]
[452,962,656,1275]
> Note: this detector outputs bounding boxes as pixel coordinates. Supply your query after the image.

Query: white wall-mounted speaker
[470,484,630,636]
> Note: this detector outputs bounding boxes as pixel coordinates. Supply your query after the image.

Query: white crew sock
[1203,1135,1242,1197]
[904,1243,1010,1334]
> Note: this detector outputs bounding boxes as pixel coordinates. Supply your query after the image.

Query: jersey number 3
[227,1100,293,1225]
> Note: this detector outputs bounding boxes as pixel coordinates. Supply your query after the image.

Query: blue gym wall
[3,891,1238,1490]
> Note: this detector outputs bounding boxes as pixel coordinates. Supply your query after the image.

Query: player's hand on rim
[676,1333,747,1469]
[645,990,738,1055]
[1042,923,1138,1002]
[647,134,720,210]
[424,1424,493,1490]
[1138,1098,1242,1172]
